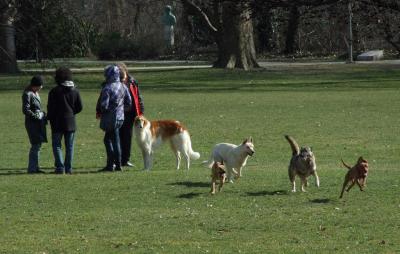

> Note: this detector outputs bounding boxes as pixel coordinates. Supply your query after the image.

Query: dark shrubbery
[96,33,164,60]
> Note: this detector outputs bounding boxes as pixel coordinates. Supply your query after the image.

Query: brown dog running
[210,162,226,194]
[339,157,369,198]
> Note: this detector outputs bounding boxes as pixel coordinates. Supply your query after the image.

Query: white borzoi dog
[204,137,255,182]
[133,115,200,170]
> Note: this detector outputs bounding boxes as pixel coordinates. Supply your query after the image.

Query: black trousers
[119,112,135,164]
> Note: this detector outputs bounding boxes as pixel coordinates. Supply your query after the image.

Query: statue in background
[161,5,177,51]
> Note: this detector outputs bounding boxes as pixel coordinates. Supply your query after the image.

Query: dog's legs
[289,169,296,192]
[339,184,346,198]
[175,151,181,170]
[171,138,182,170]
[182,151,190,170]
[356,179,364,191]
[232,168,239,180]
[210,177,216,194]
[174,135,191,170]
[226,167,235,183]
[219,174,226,192]
[359,177,367,188]
[142,149,152,170]
[300,177,307,192]
[238,167,243,178]
[346,180,356,192]
[313,171,320,188]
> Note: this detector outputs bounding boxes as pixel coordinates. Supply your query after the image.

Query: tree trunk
[213,1,259,70]
[256,8,275,53]
[284,5,300,55]
[0,24,18,73]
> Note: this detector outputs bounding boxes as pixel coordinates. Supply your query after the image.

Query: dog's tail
[341,159,352,170]
[285,135,299,156]
[183,131,200,160]
[202,159,214,168]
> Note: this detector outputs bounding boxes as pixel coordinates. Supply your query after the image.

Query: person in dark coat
[47,67,83,174]
[117,62,144,167]
[22,76,47,174]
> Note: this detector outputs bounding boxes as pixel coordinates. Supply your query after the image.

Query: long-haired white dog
[204,137,255,182]
[133,115,200,170]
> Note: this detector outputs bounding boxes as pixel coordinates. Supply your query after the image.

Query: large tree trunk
[256,8,275,53]
[0,24,18,73]
[213,1,259,70]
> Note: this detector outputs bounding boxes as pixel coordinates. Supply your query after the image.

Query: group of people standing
[22,63,144,174]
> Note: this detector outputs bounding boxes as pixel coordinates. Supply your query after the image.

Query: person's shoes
[114,166,123,171]
[122,161,134,167]
[54,170,64,174]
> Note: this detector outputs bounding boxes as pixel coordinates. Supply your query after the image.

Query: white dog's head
[134,115,148,129]
[241,137,255,156]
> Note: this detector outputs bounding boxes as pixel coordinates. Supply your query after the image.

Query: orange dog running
[339,157,369,198]
[210,162,226,194]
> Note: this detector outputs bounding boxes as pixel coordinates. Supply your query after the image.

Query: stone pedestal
[356,50,384,61]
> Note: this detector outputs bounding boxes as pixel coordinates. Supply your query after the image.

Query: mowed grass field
[0,64,399,253]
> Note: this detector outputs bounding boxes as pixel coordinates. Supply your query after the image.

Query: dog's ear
[242,138,248,144]
[310,146,313,151]
[249,136,253,143]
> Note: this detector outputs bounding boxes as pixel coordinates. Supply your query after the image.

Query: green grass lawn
[0,65,399,253]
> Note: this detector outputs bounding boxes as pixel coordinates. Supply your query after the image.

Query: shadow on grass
[0,167,54,175]
[0,168,26,175]
[0,167,112,175]
[246,190,288,196]
[168,181,209,188]
[309,198,332,204]
[177,192,202,199]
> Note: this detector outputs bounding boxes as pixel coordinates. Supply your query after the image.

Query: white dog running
[133,115,200,170]
[204,137,255,182]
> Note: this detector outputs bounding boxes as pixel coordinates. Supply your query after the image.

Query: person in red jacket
[117,63,144,167]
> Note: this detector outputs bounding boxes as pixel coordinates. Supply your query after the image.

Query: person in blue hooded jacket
[98,65,131,172]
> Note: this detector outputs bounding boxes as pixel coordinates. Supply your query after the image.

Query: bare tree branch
[181,0,218,32]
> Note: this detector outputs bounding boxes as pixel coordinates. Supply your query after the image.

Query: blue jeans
[52,131,75,173]
[104,120,123,169]
[28,143,42,173]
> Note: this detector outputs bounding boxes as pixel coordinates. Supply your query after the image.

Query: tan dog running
[340,157,369,198]
[210,162,226,194]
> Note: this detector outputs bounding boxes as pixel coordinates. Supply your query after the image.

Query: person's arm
[100,88,110,113]
[46,90,54,121]
[135,81,145,114]
[22,92,42,120]
[74,90,83,114]
[123,85,132,111]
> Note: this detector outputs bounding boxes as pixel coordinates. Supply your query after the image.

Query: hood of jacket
[104,65,120,83]
[60,80,75,87]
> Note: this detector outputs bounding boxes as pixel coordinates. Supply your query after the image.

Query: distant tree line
[1,0,400,72]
